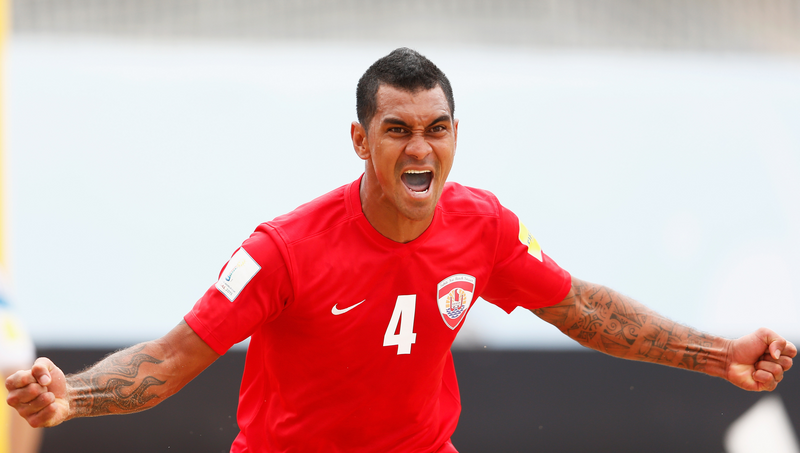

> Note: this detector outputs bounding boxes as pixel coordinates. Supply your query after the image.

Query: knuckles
[16,392,55,418]
[7,383,48,408]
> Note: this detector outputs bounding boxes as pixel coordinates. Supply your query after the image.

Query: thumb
[768,338,785,361]
[31,357,55,386]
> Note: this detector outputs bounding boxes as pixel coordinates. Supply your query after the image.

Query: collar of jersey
[347,175,440,252]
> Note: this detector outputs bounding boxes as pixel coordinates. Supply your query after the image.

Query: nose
[404,133,432,160]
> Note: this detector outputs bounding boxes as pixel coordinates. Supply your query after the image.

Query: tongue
[402,172,432,192]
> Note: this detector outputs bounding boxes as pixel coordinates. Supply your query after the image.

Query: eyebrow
[382,114,452,129]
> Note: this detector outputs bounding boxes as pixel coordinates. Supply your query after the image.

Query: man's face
[354,84,458,225]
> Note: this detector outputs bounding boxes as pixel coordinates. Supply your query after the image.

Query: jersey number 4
[383,295,417,355]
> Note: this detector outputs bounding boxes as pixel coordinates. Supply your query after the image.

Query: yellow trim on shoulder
[518,221,543,262]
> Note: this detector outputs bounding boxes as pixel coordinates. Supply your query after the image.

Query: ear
[453,118,459,151]
[351,122,370,160]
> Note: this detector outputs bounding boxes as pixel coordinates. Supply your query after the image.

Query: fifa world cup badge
[436,274,476,330]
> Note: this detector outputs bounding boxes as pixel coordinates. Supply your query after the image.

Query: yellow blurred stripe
[0,0,11,450]
[0,0,7,271]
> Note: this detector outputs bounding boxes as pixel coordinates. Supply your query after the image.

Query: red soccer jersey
[185,177,571,452]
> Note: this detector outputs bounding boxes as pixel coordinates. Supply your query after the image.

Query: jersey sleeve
[480,205,571,313]
[184,224,293,355]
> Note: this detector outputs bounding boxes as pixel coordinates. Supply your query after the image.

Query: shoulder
[438,182,501,218]
[264,181,357,245]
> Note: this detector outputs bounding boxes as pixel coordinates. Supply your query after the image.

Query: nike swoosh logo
[332,300,365,315]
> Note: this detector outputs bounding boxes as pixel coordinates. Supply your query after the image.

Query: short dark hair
[356,48,455,130]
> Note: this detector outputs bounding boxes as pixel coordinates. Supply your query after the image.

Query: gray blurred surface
[11,0,800,53]
[36,347,800,453]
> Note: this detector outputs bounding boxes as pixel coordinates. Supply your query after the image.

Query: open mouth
[401,170,433,194]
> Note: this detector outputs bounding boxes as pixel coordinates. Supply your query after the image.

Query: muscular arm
[6,320,220,427]
[532,277,795,390]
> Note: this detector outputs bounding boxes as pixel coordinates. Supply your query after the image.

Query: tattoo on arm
[68,344,167,417]
[532,279,727,375]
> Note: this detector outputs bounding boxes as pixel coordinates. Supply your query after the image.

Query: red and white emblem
[437,274,476,330]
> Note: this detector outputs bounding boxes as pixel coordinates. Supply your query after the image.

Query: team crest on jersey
[436,274,476,330]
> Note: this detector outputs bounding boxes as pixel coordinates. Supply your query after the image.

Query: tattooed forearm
[532,279,729,377]
[67,344,168,417]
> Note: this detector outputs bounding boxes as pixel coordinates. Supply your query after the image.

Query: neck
[358,174,434,243]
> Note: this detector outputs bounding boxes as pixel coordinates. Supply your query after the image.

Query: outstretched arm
[532,277,796,391]
[5,320,219,427]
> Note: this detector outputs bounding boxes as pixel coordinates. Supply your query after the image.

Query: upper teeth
[405,170,431,174]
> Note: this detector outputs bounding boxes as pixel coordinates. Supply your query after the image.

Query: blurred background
[2,0,799,452]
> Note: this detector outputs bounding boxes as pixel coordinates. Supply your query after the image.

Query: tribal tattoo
[68,344,167,417]
[532,279,728,374]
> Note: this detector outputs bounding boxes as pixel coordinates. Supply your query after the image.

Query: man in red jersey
[5,48,796,452]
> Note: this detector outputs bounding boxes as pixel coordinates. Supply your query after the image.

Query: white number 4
[383,295,417,355]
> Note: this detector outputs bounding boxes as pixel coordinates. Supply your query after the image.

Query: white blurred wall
[5,38,800,348]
